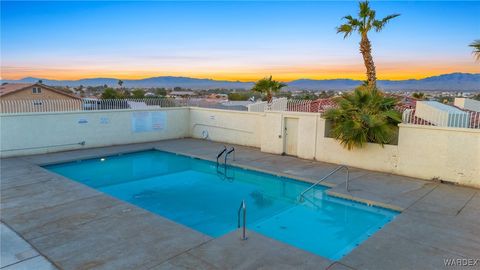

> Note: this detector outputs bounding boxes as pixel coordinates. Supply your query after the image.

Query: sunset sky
[1,1,479,82]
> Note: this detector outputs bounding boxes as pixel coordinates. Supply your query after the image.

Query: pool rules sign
[131,111,167,132]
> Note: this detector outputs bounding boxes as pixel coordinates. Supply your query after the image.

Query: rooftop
[0,83,81,99]
[0,83,36,96]
[420,101,469,113]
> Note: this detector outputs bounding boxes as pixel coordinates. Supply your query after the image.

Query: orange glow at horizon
[1,63,479,82]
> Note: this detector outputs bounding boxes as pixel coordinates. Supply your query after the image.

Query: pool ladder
[216,145,227,165]
[237,200,247,240]
[298,165,350,202]
[216,146,235,181]
[217,164,235,182]
[216,146,235,166]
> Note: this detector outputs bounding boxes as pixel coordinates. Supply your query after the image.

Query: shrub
[323,86,401,149]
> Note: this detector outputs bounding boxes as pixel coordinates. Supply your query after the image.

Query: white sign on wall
[131,111,167,132]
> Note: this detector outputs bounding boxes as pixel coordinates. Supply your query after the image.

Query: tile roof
[0,83,81,99]
[0,83,35,96]
[310,98,337,113]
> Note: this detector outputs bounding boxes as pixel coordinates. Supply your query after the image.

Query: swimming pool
[44,150,397,260]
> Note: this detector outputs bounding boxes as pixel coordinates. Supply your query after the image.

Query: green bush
[323,86,401,149]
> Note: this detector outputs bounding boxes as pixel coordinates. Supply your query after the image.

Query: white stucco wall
[260,112,284,154]
[396,124,480,186]
[256,112,479,187]
[1,107,478,187]
[454,98,480,112]
[189,107,263,148]
[259,111,319,159]
[315,118,399,173]
[0,108,189,157]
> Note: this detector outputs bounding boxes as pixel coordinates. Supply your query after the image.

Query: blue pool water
[44,150,397,260]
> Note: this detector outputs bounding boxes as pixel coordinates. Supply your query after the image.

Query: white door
[284,118,299,156]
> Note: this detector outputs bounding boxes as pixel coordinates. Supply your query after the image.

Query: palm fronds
[323,86,401,150]
[337,1,400,37]
[251,76,286,102]
[469,40,480,61]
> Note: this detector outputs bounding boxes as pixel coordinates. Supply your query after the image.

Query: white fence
[0,98,187,114]
[286,99,312,112]
[402,109,480,129]
[248,98,314,112]
[4,97,478,130]
[267,98,288,111]
[247,101,268,112]
[1,97,322,114]
[1,99,82,113]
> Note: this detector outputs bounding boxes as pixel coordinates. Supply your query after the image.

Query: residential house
[0,83,82,113]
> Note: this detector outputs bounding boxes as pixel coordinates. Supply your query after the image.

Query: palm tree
[118,80,124,88]
[469,40,480,61]
[251,76,286,103]
[337,1,400,88]
[323,86,401,150]
[412,92,425,100]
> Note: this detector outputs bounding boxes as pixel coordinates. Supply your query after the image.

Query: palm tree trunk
[359,35,377,88]
[267,91,272,103]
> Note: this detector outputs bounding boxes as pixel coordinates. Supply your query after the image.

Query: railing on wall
[402,109,480,129]
[268,98,288,111]
[247,101,268,112]
[285,99,312,112]
[0,98,188,114]
[5,97,478,130]
[248,98,316,113]
[247,98,339,113]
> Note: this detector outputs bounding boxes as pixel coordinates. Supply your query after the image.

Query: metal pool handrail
[224,147,235,164]
[216,164,235,182]
[237,200,247,240]
[216,145,227,166]
[299,165,350,201]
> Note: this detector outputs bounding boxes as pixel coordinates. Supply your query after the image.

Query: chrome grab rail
[216,164,235,182]
[299,165,350,201]
[224,147,235,164]
[216,145,227,166]
[216,146,235,181]
[237,200,247,240]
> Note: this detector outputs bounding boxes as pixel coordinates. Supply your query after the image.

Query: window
[33,100,43,106]
[32,87,42,94]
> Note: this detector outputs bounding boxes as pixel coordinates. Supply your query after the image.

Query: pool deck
[1,138,479,270]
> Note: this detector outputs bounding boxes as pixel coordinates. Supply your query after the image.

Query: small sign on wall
[151,112,167,130]
[78,118,88,124]
[100,117,109,124]
[131,111,167,132]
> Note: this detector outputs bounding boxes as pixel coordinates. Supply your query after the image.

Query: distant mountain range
[2,73,479,91]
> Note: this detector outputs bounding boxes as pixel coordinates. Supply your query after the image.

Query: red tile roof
[311,98,337,113]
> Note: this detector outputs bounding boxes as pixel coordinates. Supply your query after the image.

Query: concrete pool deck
[1,138,479,269]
